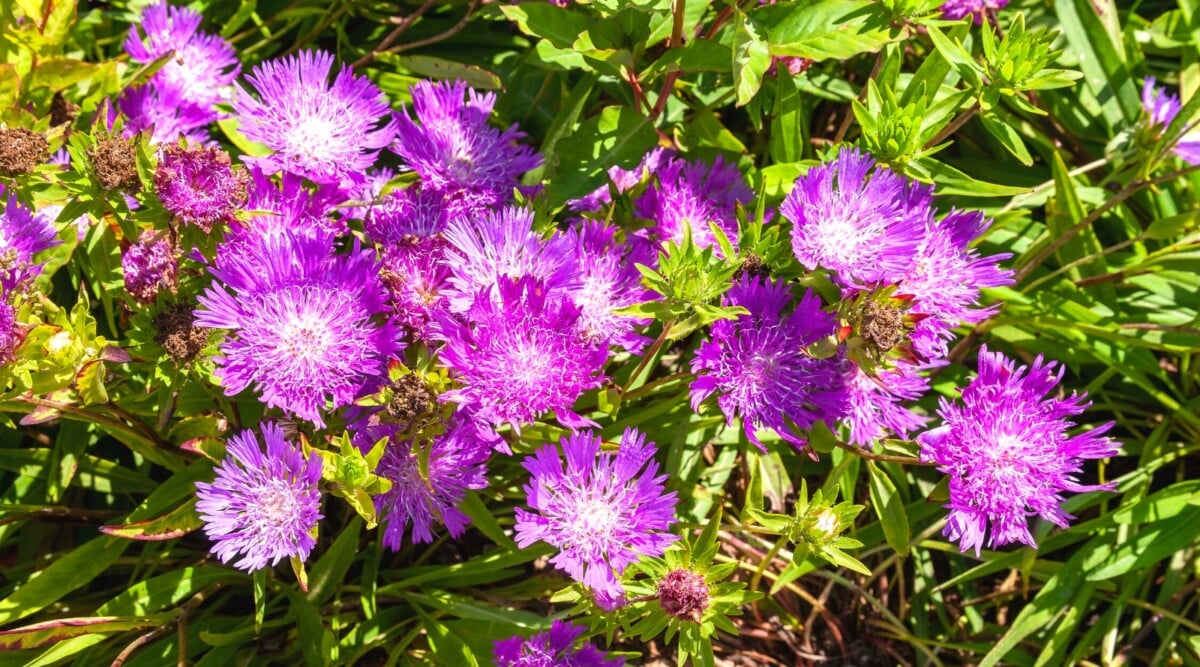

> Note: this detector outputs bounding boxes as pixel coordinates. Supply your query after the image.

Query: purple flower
[154,142,248,232]
[839,360,929,448]
[634,153,751,255]
[1142,77,1200,164]
[362,185,450,246]
[124,1,239,122]
[380,235,451,339]
[691,277,847,449]
[359,416,491,549]
[0,299,20,364]
[435,276,607,433]
[391,80,542,210]
[917,346,1119,555]
[122,234,177,303]
[120,83,213,145]
[782,148,930,287]
[568,220,656,352]
[194,422,323,572]
[196,233,401,426]
[494,620,624,667]
[1,191,60,292]
[570,147,670,213]
[940,0,1009,24]
[899,209,1013,359]
[441,206,575,313]
[515,429,678,608]
[233,50,397,186]
[215,168,342,269]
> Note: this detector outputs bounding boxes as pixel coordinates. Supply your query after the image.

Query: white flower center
[285,115,339,164]
[279,312,332,360]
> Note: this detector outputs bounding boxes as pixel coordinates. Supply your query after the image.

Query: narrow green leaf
[0,536,127,625]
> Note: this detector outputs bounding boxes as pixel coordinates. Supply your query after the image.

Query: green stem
[621,320,675,395]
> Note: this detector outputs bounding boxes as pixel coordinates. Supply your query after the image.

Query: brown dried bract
[88,136,140,191]
[153,303,208,363]
[0,128,49,177]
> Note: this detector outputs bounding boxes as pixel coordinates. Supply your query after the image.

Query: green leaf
[307,517,361,604]
[980,536,1104,667]
[29,58,96,90]
[980,114,1033,166]
[1144,211,1199,240]
[0,614,174,651]
[99,497,202,541]
[753,0,893,61]
[0,536,127,625]
[1054,0,1140,129]
[906,157,1033,197]
[866,462,909,557]
[391,55,501,90]
[733,10,770,107]
[546,105,657,207]
[0,64,20,109]
[1112,481,1200,525]
[500,3,592,49]
[1085,506,1200,580]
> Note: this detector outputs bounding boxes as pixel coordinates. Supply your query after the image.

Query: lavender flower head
[124,2,240,118]
[441,206,575,313]
[940,0,1009,24]
[196,233,401,426]
[494,619,624,667]
[154,142,248,233]
[568,220,656,352]
[839,360,929,448]
[1,192,60,292]
[1142,77,1200,165]
[899,209,1013,358]
[435,276,607,433]
[782,149,930,287]
[194,422,323,572]
[691,277,847,449]
[391,80,542,210]
[122,234,177,303]
[515,429,678,609]
[634,153,751,255]
[357,416,491,549]
[234,50,397,186]
[917,346,1119,555]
